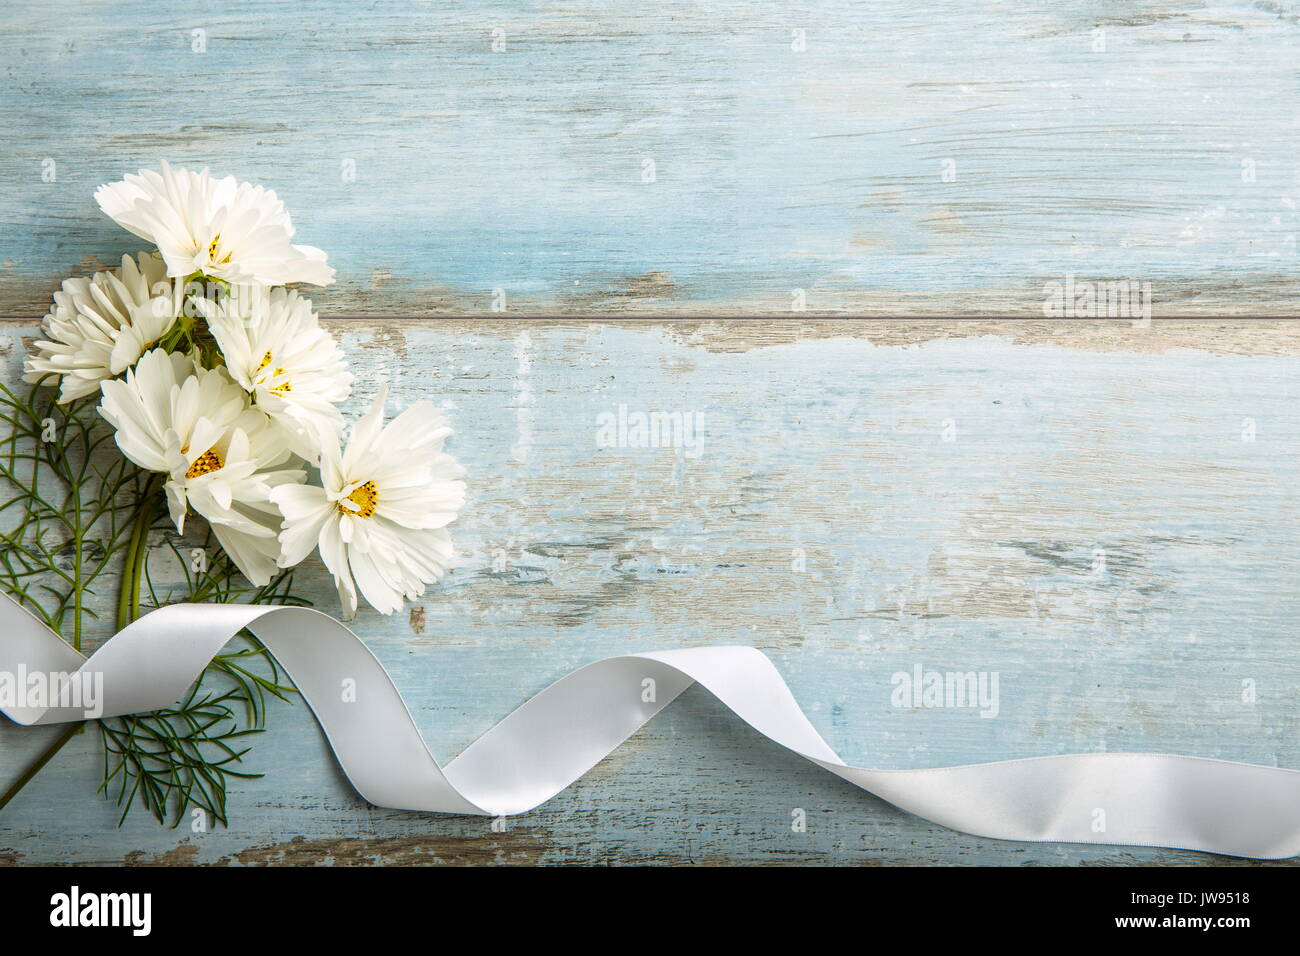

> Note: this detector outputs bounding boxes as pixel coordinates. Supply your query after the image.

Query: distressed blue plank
[0,321,1297,864]
[1,1,1299,314]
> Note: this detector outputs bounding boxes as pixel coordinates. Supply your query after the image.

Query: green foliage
[0,378,144,649]
[0,376,301,828]
[99,534,304,828]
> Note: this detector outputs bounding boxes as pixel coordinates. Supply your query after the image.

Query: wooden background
[2,1,1299,865]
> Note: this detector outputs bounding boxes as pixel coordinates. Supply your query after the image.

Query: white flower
[192,286,352,462]
[94,162,335,287]
[270,387,465,618]
[98,349,305,585]
[23,253,181,403]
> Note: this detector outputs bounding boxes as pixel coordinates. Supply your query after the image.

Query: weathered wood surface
[1,318,1298,866]
[2,1,1300,316]
[3,0,1299,865]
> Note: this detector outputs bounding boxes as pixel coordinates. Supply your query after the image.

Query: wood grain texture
[2,0,1300,315]
[1,319,1297,866]
[3,0,1299,866]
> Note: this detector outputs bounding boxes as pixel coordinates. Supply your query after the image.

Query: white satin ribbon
[2,593,1298,858]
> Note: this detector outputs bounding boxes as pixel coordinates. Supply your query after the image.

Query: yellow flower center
[256,352,291,393]
[207,234,233,266]
[184,446,224,479]
[338,480,379,518]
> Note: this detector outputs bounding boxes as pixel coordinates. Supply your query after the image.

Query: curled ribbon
[2,592,1298,858]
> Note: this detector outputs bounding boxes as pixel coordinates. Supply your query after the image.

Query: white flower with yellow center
[94,162,335,286]
[270,387,465,618]
[192,286,352,462]
[23,252,181,403]
[98,349,306,586]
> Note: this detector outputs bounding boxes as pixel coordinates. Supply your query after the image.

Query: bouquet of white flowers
[2,164,465,825]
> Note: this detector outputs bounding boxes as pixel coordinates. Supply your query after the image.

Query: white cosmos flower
[94,162,335,286]
[24,252,181,403]
[192,286,352,462]
[98,349,306,586]
[271,387,465,619]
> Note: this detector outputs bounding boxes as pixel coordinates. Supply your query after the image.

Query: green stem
[0,475,162,816]
[116,475,162,631]
[0,722,82,814]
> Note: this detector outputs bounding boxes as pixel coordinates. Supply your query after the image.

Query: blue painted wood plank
[0,320,1297,864]
[1,1,1298,314]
